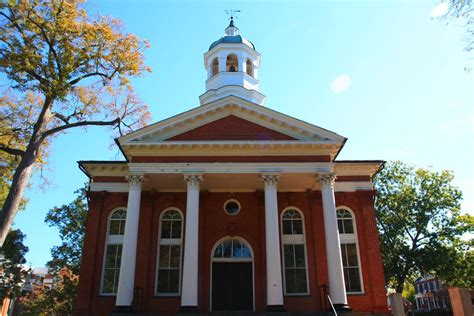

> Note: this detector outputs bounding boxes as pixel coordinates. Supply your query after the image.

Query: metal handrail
[327,294,338,316]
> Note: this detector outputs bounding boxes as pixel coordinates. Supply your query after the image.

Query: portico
[85,162,357,312]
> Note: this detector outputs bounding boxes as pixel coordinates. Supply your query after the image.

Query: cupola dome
[209,17,255,51]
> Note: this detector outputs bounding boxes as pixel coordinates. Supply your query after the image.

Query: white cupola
[199,17,265,106]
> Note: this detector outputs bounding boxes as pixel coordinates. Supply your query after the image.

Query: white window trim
[280,207,310,296]
[155,207,184,297]
[336,206,364,294]
[209,236,255,311]
[100,207,126,296]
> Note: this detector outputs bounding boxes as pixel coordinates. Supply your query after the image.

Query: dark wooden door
[212,262,253,311]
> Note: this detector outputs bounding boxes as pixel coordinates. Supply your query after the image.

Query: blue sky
[13,0,474,268]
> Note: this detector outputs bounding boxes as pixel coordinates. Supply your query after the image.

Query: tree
[0,229,29,301]
[374,161,473,292]
[45,186,87,275]
[0,0,151,246]
[20,268,79,316]
[19,185,88,315]
[443,0,473,68]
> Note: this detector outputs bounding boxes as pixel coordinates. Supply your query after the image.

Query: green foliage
[374,161,473,292]
[45,186,87,275]
[20,185,88,315]
[0,229,29,300]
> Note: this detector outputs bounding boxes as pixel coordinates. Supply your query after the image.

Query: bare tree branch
[68,72,110,86]
[0,145,25,157]
[42,117,120,139]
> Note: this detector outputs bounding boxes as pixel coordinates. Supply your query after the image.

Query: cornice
[333,161,383,177]
[80,163,129,177]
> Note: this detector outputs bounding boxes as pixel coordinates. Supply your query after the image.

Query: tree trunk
[396,264,409,293]
[0,142,40,246]
[0,96,53,247]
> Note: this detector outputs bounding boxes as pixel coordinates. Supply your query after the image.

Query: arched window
[156,209,183,295]
[246,59,253,77]
[212,238,252,259]
[226,54,238,72]
[337,207,363,293]
[212,58,219,76]
[281,208,309,295]
[101,208,126,294]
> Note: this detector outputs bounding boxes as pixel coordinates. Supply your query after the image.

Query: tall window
[337,208,363,293]
[281,208,309,295]
[156,209,183,295]
[212,58,219,76]
[246,59,253,77]
[101,208,126,294]
[226,54,238,72]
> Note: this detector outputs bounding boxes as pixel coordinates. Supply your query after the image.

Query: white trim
[155,208,184,296]
[209,236,255,311]
[100,207,127,296]
[280,207,310,296]
[334,182,373,192]
[335,206,364,294]
[223,199,241,216]
[90,182,129,192]
[122,140,340,148]
[128,162,333,174]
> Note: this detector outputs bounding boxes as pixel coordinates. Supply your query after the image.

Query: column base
[333,303,352,312]
[110,305,134,315]
[265,305,286,312]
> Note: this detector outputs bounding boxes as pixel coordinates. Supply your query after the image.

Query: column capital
[125,174,148,188]
[317,172,337,189]
[184,174,203,189]
[261,174,280,189]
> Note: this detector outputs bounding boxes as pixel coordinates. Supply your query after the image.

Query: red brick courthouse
[74,19,389,315]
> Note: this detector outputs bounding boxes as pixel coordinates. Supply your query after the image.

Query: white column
[180,174,203,309]
[261,174,284,309]
[318,173,349,309]
[238,53,245,72]
[218,56,227,72]
[116,174,147,307]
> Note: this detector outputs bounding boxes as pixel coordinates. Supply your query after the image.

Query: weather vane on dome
[225,9,241,21]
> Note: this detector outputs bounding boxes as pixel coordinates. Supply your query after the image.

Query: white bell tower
[199,17,265,106]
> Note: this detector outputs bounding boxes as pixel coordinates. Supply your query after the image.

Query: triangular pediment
[119,96,346,145]
[165,115,297,141]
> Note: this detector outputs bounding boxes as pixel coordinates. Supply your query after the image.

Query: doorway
[211,238,254,311]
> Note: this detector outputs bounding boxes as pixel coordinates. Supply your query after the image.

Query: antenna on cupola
[224,9,241,36]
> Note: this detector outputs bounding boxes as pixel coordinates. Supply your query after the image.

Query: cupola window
[226,54,238,72]
[212,58,219,76]
[246,59,253,77]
